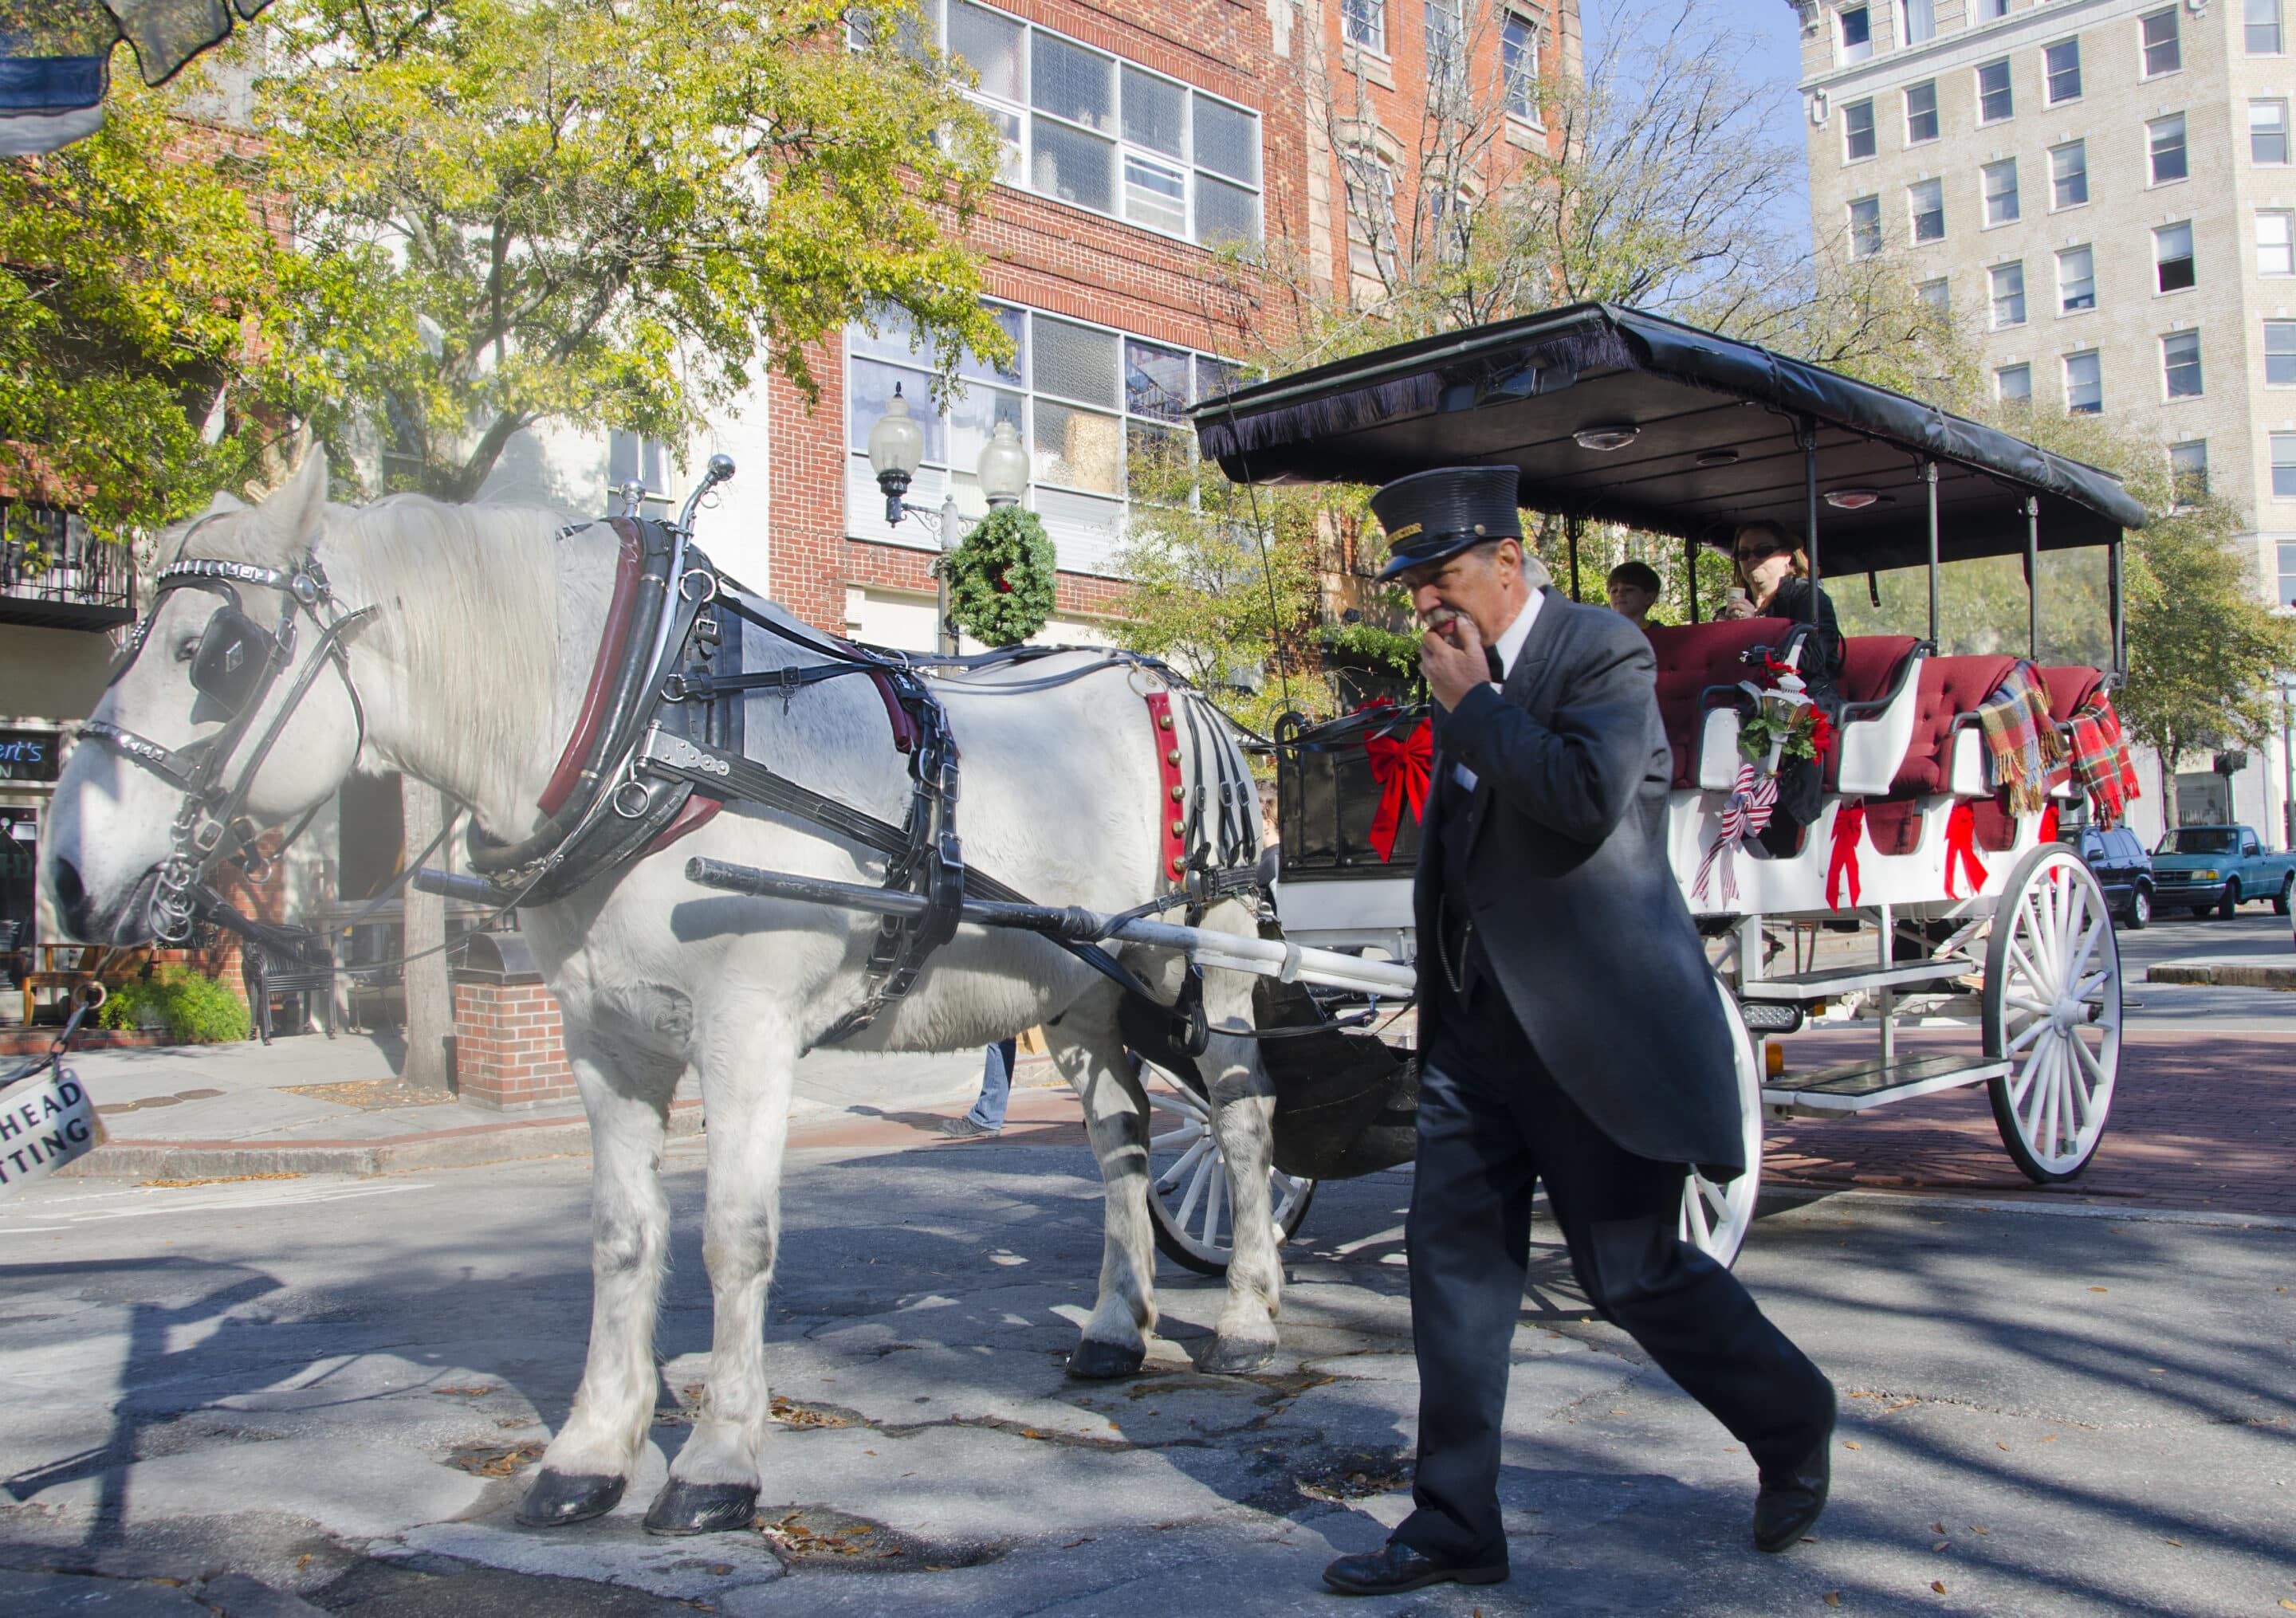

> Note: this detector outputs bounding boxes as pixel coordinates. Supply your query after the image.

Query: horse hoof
[1067,1337,1146,1380]
[643,1478,760,1536]
[516,1469,626,1527]
[1199,1336,1276,1376]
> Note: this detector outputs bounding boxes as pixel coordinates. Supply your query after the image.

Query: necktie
[1485,645,1506,684]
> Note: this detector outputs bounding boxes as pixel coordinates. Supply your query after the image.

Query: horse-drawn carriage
[1138,302,2145,1274]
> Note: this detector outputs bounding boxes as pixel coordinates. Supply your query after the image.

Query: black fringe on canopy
[1197,324,1641,465]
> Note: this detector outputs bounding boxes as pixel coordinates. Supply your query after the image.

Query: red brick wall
[452,980,579,1109]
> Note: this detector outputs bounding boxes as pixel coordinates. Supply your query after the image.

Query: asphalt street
[0,909,2289,1616]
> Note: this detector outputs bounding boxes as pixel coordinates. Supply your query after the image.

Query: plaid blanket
[1978,662,2067,815]
[2066,690,2141,827]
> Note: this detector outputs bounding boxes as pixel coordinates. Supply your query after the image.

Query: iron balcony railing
[0,501,136,630]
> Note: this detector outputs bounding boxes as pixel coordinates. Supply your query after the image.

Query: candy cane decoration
[1693,761,1779,905]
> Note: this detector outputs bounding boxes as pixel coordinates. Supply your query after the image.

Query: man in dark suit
[1323,468,1836,1597]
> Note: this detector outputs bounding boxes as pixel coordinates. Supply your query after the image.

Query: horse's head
[46,452,368,944]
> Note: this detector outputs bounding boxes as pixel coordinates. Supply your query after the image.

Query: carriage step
[1738,956,1980,1002]
[1760,1052,2009,1116]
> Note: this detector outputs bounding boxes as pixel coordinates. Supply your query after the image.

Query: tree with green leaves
[249,0,1012,501]
[0,77,301,537]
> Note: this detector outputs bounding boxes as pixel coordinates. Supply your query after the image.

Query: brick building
[1796,0,2296,844]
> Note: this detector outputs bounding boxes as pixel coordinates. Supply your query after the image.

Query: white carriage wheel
[1679,978,1763,1268]
[1141,1064,1316,1277]
[1982,843,2122,1183]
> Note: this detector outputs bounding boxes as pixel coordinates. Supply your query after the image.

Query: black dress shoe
[1753,1398,1837,1553]
[1322,1539,1508,1596]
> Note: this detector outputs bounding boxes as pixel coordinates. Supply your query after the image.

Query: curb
[60,1099,705,1180]
[2146,961,2296,989]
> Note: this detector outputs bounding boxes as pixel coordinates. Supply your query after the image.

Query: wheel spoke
[2007,932,2055,999]
[1150,1124,1205,1153]
[1175,1149,1216,1227]
[2073,968,2114,1005]
[2005,992,2054,1017]
[1157,1136,1212,1194]
[1201,1160,1227,1249]
[1681,1182,1712,1243]
[2005,1018,2049,1055]
[2071,1031,2113,1099]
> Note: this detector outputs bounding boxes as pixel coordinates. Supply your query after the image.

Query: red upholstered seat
[1646,618,1792,788]
[1838,636,1921,706]
[1886,654,2019,796]
[2039,664,2105,722]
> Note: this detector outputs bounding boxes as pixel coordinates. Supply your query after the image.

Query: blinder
[189,604,282,714]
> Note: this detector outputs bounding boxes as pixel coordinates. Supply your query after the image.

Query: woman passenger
[1716,520,1843,852]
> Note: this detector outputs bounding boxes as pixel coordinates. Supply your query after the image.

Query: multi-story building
[1797,0,2296,842]
[483,0,1577,652]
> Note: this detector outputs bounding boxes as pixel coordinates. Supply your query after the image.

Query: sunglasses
[1733,545,1787,563]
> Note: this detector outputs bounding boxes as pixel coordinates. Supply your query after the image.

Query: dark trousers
[1394,990,1833,1567]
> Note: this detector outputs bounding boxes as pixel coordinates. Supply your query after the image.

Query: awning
[1190,303,2146,576]
[1,0,272,157]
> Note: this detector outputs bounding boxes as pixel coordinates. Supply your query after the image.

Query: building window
[1991,261,2027,328]
[2156,221,2196,291]
[938,2,1262,247]
[2278,540,2296,604]
[2064,350,2103,414]
[1902,0,1936,45]
[1996,363,2032,403]
[1424,0,1464,87]
[1844,99,1876,161]
[2058,245,2095,312]
[2170,441,2208,505]
[2149,114,2188,184]
[1917,277,1951,316]
[607,431,673,510]
[1343,149,1401,282]
[1983,159,2020,226]
[2044,39,2082,104]
[2273,433,2296,497]
[1501,13,1541,122]
[1343,0,1385,52]
[1977,59,2014,124]
[2162,330,2204,398]
[845,303,1242,572]
[1841,6,1872,64]
[2268,320,2296,384]
[2260,210,2296,274]
[1848,194,1883,257]
[1977,0,2009,16]
[2050,140,2089,209]
[2254,100,2290,163]
[2249,0,2284,53]
[1909,178,1944,242]
[2141,7,2181,77]
[1905,80,1939,143]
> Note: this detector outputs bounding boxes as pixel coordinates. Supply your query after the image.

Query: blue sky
[1582,1,1811,242]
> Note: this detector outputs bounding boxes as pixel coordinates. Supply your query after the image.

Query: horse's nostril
[51,857,84,913]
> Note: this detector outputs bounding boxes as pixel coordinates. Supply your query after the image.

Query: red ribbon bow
[1944,799,1989,899]
[1362,715,1432,862]
[1827,799,1866,909]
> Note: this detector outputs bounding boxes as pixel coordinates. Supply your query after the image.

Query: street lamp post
[867,390,1030,654]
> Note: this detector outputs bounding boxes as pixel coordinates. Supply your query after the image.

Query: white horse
[43,451,1288,1534]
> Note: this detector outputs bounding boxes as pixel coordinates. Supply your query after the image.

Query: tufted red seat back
[1838,636,1921,706]
[2039,664,2105,722]
[1646,618,1792,787]
[1887,654,2019,796]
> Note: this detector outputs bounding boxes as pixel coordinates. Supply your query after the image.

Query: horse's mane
[184,492,565,824]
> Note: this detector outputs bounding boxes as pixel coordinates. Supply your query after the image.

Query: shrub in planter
[99,968,250,1043]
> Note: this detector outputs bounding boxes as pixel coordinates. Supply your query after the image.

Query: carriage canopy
[1189,304,2146,577]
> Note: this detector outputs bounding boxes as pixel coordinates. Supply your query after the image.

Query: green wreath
[944,505,1057,646]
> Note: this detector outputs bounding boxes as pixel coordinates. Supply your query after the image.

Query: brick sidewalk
[1757,1028,2295,1216]
[828,1035,2296,1220]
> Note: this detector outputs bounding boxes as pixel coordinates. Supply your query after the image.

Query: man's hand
[1421,611,1492,711]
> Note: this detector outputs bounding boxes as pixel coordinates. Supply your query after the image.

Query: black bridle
[81,552,374,943]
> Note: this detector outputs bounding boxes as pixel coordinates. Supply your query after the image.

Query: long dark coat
[1414,587,1748,1176]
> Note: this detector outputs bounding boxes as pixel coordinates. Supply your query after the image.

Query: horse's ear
[248,449,330,558]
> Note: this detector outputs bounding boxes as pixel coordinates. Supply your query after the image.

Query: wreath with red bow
[945,505,1057,647]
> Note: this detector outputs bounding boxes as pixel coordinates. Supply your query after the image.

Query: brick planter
[450,933,578,1110]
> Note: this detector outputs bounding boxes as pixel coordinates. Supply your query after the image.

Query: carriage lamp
[867,384,926,524]
[1572,424,1641,452]
[977,419,1029,509]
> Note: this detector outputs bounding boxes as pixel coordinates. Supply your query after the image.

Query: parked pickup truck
[2150,825,2296,918]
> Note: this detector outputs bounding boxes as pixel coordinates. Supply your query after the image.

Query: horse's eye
[175,636,200,663]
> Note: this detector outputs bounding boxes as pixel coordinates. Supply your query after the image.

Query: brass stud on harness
[1170,855,1186,875]
[1170,783,1185,801]
[1165,748,1181,765]
[1170,819,1185,836]
[1158,712,1174,730]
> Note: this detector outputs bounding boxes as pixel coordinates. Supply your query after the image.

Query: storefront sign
[0,731,61,783]
[0,1062,101,1191]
